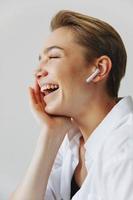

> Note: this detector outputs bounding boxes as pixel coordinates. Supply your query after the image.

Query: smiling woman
[10,10,133,200]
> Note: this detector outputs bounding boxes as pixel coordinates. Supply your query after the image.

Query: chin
[45,103,70,117]
[44,90,72,117]
[45,103,63,115]
[45,105,57,115]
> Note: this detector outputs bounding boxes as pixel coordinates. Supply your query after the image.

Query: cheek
[51,62,71,82]
[58,66,76,87]
[52,61,82,89]
[58,63,80,80]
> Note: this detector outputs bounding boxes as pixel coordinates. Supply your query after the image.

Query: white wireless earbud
[86,68,100,83]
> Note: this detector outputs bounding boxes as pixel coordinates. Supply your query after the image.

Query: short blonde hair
[50,10,127,98]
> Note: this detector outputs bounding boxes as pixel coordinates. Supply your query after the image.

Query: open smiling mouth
[41,84,59,96]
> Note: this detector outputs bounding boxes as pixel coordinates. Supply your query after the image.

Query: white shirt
[45,96,133,200]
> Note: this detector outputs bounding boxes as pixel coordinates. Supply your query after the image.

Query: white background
[0,0,133,199]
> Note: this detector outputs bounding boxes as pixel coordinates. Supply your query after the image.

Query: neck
[73,95,117,142]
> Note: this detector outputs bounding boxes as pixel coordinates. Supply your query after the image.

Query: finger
[34,79,42,102]
[32,82,46,112]
[40,93,46,111]
[28,87,38,106]
[28,87,49,126]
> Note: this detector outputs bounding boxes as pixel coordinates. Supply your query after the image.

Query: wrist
[37,127,65,153]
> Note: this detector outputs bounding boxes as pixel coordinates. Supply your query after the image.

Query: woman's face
[37,27,93,117]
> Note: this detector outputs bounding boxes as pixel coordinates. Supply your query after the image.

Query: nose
[34,68,48,80]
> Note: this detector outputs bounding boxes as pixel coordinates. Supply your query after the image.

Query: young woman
[10,10,133,200]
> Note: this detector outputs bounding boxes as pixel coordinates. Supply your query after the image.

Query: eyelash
[49,56,60,59]
[38,56,60,62]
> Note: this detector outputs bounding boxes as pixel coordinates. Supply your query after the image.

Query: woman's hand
[28,79,73,136]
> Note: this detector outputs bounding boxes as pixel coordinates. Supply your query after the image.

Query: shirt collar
[84,96,133,161]
[66,96,133,161]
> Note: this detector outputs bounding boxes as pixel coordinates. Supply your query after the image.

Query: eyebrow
[39,46,65,60]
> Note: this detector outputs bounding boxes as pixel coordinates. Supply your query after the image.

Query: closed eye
[49,56,60,59]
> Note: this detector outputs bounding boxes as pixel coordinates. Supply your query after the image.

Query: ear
[92,55,112,82]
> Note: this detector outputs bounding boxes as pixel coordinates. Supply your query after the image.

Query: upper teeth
[41,84,59,92]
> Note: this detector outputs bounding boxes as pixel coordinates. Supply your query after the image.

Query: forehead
[44,27,74,48]
[40,27,87,60]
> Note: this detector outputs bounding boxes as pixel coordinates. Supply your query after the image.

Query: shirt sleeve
[44,135,67,200]
[104,158,133,200]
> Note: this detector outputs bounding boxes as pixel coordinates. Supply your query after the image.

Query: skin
[35,27,117,186]
[10,27,118,199]
[36,27,117,142]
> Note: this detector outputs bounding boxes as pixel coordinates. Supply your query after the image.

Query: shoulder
[102,122,133,199]
[103,117,133,168]
[102,158,133,200]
